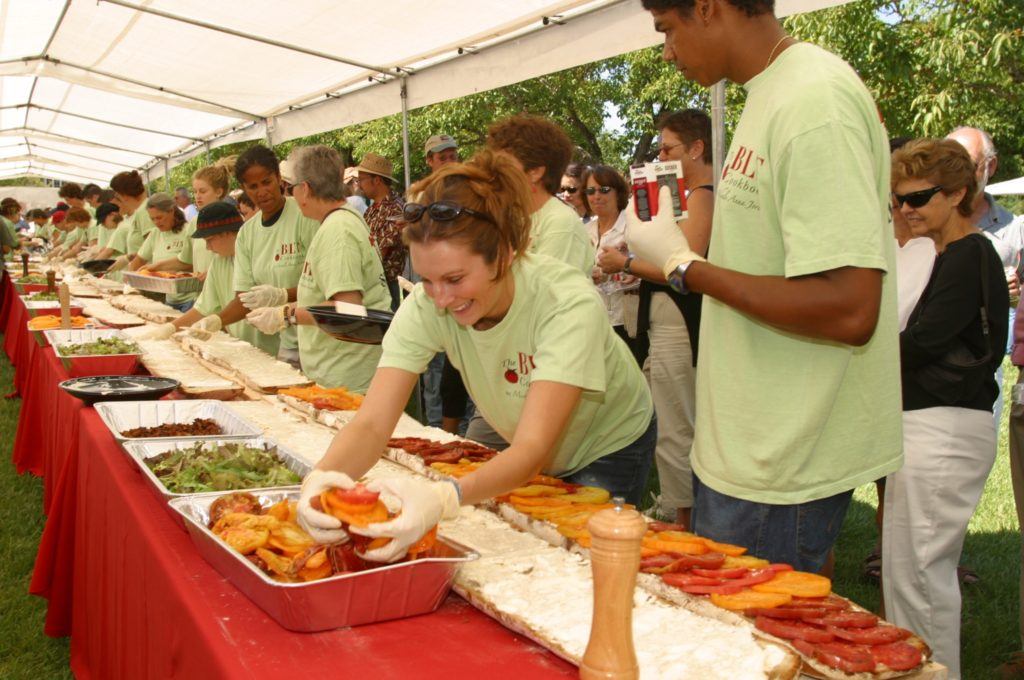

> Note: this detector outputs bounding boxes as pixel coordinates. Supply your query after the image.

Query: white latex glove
[29,238,44,247]
[106,254,130,273]
[239,284,288,310]
[184,313,222,340]
[134,322,177,341]
[297,470,357,544]
[246,305,287,334]
[350,477,460,563]
[625,185,706,278]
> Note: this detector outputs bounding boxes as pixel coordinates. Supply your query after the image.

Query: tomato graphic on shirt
[504,369,518,384]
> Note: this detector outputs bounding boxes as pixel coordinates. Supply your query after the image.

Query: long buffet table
[2,272,576,679]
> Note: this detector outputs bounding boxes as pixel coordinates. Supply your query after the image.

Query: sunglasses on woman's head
[893,185,944,208]
[403,200,495,224]
[559,186,579,194]
[585,186,614,196]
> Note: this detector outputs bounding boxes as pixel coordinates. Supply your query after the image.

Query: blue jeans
[169,299,195,313]
[421,353,444,427]
[564,416,657,507]
[691,474,852,573]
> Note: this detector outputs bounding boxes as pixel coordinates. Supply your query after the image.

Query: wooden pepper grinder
[58,282,71,330]
[21,252,29,278]
[46,270,56,294]
[580,500,646,680]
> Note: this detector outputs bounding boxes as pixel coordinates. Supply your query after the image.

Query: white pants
[882,407,996,680]
[646,293,696,516]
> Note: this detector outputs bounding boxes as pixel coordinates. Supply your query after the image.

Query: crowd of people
[2,0,1021,677]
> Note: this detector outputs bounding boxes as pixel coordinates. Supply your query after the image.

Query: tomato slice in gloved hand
[829,625,911,645]
[754,616,836,643]
[806,611,879,629]
[813,642,876,674]
[870,642,924,671]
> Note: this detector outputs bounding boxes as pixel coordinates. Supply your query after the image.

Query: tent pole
[163,158,170,193]
[711,80,726,188]
[400,75,411,190]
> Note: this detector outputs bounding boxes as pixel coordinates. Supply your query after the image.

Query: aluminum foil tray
[170,488,478,631]
[21,296,85,309]
[47,328,141,377]
[124,437,310,510]
[95,399,262,443]
[122,271,203,295]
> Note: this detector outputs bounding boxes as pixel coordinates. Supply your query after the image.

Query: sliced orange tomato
[509,484,569,497]
[508,495,572,507]
[723,555,771,569]
[643,537,708,555]
[710,590,792,611]
[407,526,438,557]
[698,538,748,557]
[752,570,832,598]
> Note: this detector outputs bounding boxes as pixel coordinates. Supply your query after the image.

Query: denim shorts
[563,416,657,507]
[691,473,852,573]
[169,299,195,313]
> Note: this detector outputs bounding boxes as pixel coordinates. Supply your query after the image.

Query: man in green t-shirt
[629,0,901,574]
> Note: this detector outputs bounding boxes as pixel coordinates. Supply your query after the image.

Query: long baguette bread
[178,332,311,392]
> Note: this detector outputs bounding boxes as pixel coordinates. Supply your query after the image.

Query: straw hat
[355,153,395,182]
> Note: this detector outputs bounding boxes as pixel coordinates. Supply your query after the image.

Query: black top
[636,184,714,366]
[901,233,1008,411]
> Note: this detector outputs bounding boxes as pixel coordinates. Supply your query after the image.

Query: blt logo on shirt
[274,241,301,263]
[501,352,535,398]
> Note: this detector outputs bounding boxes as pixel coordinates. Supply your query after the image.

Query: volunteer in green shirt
[0,199,22,256]
[58,182,98,247]
[136,201,260,346]
[486,114,594,274]
[92,202,122,253]
[627,0,901,574]
[245,145,390,392]
[186,145,318,363]
[56,208,93,260]
[127,192,197,311]
[296,150,656,561]
[105,170,157,274]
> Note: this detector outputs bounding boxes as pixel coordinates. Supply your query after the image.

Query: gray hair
[289,145,346,201]
[950,126,997,160]
[148,192,177,212]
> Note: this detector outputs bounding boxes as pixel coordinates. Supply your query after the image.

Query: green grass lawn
[0,349,1018,679]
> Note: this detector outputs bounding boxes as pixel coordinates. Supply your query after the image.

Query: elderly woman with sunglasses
[882,138,1008,677]
[294,150,655,562]
[244,145,391,392]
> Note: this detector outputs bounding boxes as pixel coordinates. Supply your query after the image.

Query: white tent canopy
[0,0,851,184]
[989,176,1024,196]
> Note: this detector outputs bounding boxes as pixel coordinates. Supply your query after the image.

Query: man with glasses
[357,152,406,309]
[627,0,901,576]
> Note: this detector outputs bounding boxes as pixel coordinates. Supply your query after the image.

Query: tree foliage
[159,0,1022,193]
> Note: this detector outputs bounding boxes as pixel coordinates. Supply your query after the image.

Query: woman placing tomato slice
[297,150,655,562]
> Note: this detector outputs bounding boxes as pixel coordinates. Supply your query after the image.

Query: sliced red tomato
[664,552,727,570]
[663,573,726,586]
[813,642,876,673]
[672,582,745,595]
[871,642,923,671]
[691,567,749,579]
[781,595,849,611]
[767,563,794,573]
[330,484,379,507]
[790,638,817,658]
[806,611,879,629]
[829,625,911,645]
[729,568,778,588]
[640,555,680,573]
[754,616,836,643]
[744,607,826,620]
[647,521,686,532]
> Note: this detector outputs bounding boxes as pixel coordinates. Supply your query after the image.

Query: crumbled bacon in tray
[120,417,224,438]
[386,437,499,464]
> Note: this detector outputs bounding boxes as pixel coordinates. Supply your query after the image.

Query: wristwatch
[667,261,696,295]
[623,253,636,275]
[284,303,298,327]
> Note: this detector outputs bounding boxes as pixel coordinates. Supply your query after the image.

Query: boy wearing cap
[135,201,259,345]
[424,134,459,173]
[357,152,406,309]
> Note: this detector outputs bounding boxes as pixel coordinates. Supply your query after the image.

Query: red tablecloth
[66,411,575,679]
[3,290,37,394]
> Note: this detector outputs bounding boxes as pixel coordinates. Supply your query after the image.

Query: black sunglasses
[403,200,495,224]
[585,186,614,196]
[560,186,579,194]
[893,185,944,209]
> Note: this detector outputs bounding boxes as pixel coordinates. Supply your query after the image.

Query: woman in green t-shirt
[244,145,390,392]
[295,150,656,561]
[128,192,197,311]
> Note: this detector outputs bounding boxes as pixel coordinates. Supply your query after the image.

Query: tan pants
[1008,373,1024,649]
[646,293,696,517]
